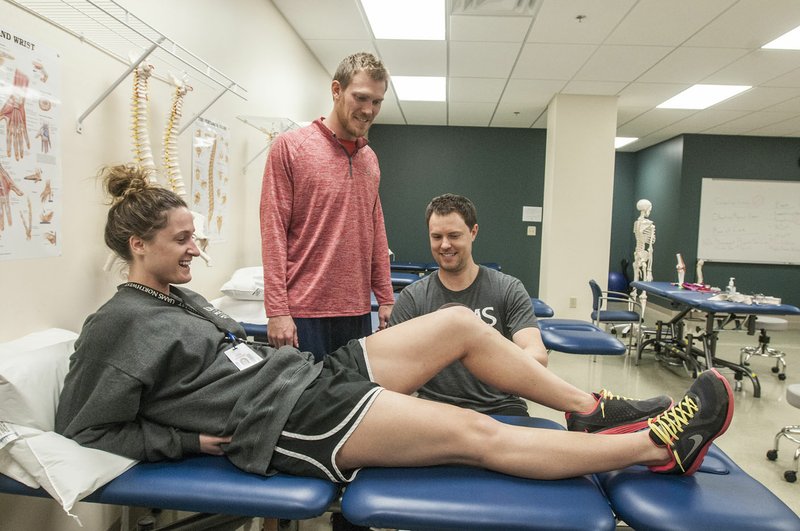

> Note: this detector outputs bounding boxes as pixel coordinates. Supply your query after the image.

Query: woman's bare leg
[365,306,597,413]
[337,391,669,479]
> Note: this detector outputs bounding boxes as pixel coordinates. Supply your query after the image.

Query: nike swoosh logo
[685,434,704,459]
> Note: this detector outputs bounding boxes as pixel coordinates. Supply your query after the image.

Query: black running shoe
[648,368,734,475]
[566,390,673,434]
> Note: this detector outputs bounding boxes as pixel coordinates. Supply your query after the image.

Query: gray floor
[296,313,800,530]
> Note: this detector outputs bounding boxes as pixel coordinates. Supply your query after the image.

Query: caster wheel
[767,449,778,461]
[778,373,786,380]
[784,470,797,483]
[771,367,779,373]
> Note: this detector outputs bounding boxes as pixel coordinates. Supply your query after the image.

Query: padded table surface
[0,455,339,520]
[538,319,626,355]
[598,445,800,531]
[633,281,800,316]
[341,416,616,531]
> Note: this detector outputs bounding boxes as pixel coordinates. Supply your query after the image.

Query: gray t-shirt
[389,266,538,415]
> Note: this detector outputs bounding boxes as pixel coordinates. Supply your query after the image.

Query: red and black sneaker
[648,369,734,475]
[566,389,673,434]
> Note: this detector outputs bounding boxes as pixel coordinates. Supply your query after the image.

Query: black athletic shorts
[270,338,383,482]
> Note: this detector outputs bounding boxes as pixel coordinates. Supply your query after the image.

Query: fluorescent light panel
[392,76,446,101]
[615,137,638,149]
[361,0,445,40]
[763,24,800,49]
[657,84,751,110]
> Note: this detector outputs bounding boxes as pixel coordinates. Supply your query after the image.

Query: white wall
[0,0,331,528]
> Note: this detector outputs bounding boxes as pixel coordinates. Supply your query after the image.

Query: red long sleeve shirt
[260,118,394,318]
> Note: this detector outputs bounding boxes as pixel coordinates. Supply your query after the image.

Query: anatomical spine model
[130,60,157,177]
[161,74,212,266]
[163,74,191,197]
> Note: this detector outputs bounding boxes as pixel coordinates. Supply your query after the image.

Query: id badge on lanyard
[224,333,262,370]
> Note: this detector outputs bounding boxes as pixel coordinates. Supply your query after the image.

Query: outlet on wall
[569,297,577,308]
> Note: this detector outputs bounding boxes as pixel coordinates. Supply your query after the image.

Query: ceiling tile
[575,45,673,82]
[273,0,370,40]
[686,0,800,48]
[449,14,533,42]
[703,49,800,85]
[528,0,635,44]
[606,0,736,46]
[637,47,750,84]
[512,43,596,80]
[449,41,522,78]
[448,102,496,126]
[449,77,508,103]
[376,40,447,76]
[400,101,448,125]
[305,40,377,74]
[704,111,791,134]
[501,79,566,106]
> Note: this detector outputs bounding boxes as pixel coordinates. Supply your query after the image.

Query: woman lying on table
[55,164,734,482]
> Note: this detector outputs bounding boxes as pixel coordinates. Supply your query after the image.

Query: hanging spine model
[207,136,217,224]
[163,74,192,196]
[130,61,157,178]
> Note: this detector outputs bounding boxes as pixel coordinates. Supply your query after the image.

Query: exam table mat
[598,444,800,531]
[341,416,616,531]
[0,454,339,520]
[539,319,627,355]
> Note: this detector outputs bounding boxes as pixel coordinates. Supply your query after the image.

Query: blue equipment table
[632,281,800,397]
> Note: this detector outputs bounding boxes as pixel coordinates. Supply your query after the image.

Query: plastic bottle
[727,277,736,294]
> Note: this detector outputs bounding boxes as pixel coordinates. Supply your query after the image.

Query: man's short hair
[333,52,389,90]
[425,193,478,228]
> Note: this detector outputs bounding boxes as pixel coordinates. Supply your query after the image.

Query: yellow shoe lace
[647,396,699,473]
[598,389,632,418]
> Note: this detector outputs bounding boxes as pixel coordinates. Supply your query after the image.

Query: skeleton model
[130,61,157,177]
[632,199,656,314]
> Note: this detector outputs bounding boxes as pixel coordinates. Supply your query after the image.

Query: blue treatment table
[598,444,800,531]
[340,416,617,531]
[0,455,339,523]
[530,297,554,318]
[632,281,800,397]
[391,271,422,290]
[539,318,626,355]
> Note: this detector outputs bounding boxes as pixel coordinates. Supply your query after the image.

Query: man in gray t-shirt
[389,194,548,416]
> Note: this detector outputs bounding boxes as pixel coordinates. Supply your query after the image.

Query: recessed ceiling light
[762,24,800,49]
[657,84,751,110]
[361,0,445,40]
[392,76,446,102]
[615,137,638,149]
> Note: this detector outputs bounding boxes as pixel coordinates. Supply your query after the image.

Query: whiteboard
[697,178,800,265]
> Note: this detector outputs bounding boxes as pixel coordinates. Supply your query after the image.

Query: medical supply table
[633,281,800,397]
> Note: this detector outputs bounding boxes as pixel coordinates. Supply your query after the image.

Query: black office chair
[589,279,642,352]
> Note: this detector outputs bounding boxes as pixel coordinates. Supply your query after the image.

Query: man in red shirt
[260,52,394,363]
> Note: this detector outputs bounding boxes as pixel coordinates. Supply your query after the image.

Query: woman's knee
[453,410,504,465]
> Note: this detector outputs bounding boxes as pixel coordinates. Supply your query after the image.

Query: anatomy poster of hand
[0,25,61,261]
[191,116,230,243]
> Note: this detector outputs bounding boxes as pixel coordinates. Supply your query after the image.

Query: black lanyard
[121,282,242,343]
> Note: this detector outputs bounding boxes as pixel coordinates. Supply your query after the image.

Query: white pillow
[0,328,77,430]
[211,296,268,325]
[3,423,136,518]
[0,329,138,520]
[220,266,264,300]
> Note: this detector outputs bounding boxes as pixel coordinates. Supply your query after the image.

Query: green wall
[371,125,800,306]
[676,134,800,304]
[369,125,546,295]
